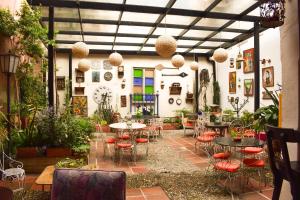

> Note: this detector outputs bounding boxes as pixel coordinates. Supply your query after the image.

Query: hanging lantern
[155,64,165,71]
[78,59,91,72]
[171,54,185,68]
[260,0,285,28]
[190,61,199,71]
[108,52,123,66]
[155,35,177,58]
[236,51,244,62]
[213,48,228,63]
[72,41,89,58]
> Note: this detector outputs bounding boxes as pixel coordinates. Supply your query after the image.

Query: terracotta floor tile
[131,167,149,174]
[127,188,143,197]
[260,188,274,199]
[126,196,145,200]
[240,192,270,200]
[141,186,166,196]
[145,195,170,200]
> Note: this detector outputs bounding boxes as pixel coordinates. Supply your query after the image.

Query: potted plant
[230,129,242,142]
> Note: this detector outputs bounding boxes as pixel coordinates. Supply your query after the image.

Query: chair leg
[272,177,283,200]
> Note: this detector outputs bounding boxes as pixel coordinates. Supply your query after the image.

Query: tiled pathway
[2,130,274,200]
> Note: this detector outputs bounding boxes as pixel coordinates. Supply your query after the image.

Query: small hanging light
[78,59,91,72]
[260,0,285,28]
[155,35,177,58]
[213,48,228,63]
[72,41,89,58]
[190,61,199,71]
[108,52,123,66]
[171,54,185,68]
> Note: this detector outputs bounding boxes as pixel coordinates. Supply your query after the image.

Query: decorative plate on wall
[104,72,113,81]
[168,98,174,104]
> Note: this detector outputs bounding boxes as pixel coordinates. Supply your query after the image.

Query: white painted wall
[216,28,282,113]
[55,54,213,117]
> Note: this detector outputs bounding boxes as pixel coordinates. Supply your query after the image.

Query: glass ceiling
[36,0,263,55]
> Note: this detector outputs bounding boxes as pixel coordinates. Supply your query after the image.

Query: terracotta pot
[20,117,29,129]
[101,125,111,133]
[46,147,72,157]
[163,123,179,130]
[17,147,37,158]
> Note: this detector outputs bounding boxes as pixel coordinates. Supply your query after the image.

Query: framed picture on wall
[56,76,65,90]
[244,79,254,96]
[229,71,236,94]
[243,48,254,73]
[91,61,101,69]
[103,60,112,70]
[262,66,274,87]
[72,96,88,116]
[92,71,100,82]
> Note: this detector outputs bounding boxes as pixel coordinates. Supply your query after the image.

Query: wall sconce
[121,79,126,89]
[160,81,165,89]
[260,58,271,65]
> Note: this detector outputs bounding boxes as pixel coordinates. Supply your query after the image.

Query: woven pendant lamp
[108,52,123,66]
[155,35,177,58]
[213,48,228,63]
[72,41,89,58]
[190,61,199,71]
[171,54,185,68]
[78,59,91,72]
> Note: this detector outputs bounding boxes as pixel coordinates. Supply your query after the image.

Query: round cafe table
[109,122,146,130]
[214,137,265,148]
[205,123,229,136]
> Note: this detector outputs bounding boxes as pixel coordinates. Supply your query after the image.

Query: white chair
[181,113,194,136]
[0,151,25,191]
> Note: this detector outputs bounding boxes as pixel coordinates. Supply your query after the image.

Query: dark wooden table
[205,123,229,136]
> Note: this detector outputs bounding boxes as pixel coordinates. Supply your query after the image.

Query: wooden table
[35,165,55,191]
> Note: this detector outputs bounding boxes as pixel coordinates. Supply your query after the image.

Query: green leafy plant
[16,4,49,58]
[56,158,86,169]
[253,88,279,131]
[240,110,254,127]
[0,9,17,36]
[222,109,235,122]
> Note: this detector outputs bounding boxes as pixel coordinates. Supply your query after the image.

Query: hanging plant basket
[259,0,285,28]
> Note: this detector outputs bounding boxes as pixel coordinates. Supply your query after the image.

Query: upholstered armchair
[51,169,126,200]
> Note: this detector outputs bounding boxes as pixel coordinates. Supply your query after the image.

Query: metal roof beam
[138,0,177,52]
[184,1,261,54]
[55,48,209,57]
[42,17,248,33]
[57,30,234,42]
[56,40,217,49]
[31,0,260,22]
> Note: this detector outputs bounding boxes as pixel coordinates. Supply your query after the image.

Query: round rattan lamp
[155,35,177,58]
[171,54,185,68]
[190,61,199,71]
[213,48,228,63]
[108,52,123,66]
[78,59,91,72]
[72,42,89,58]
